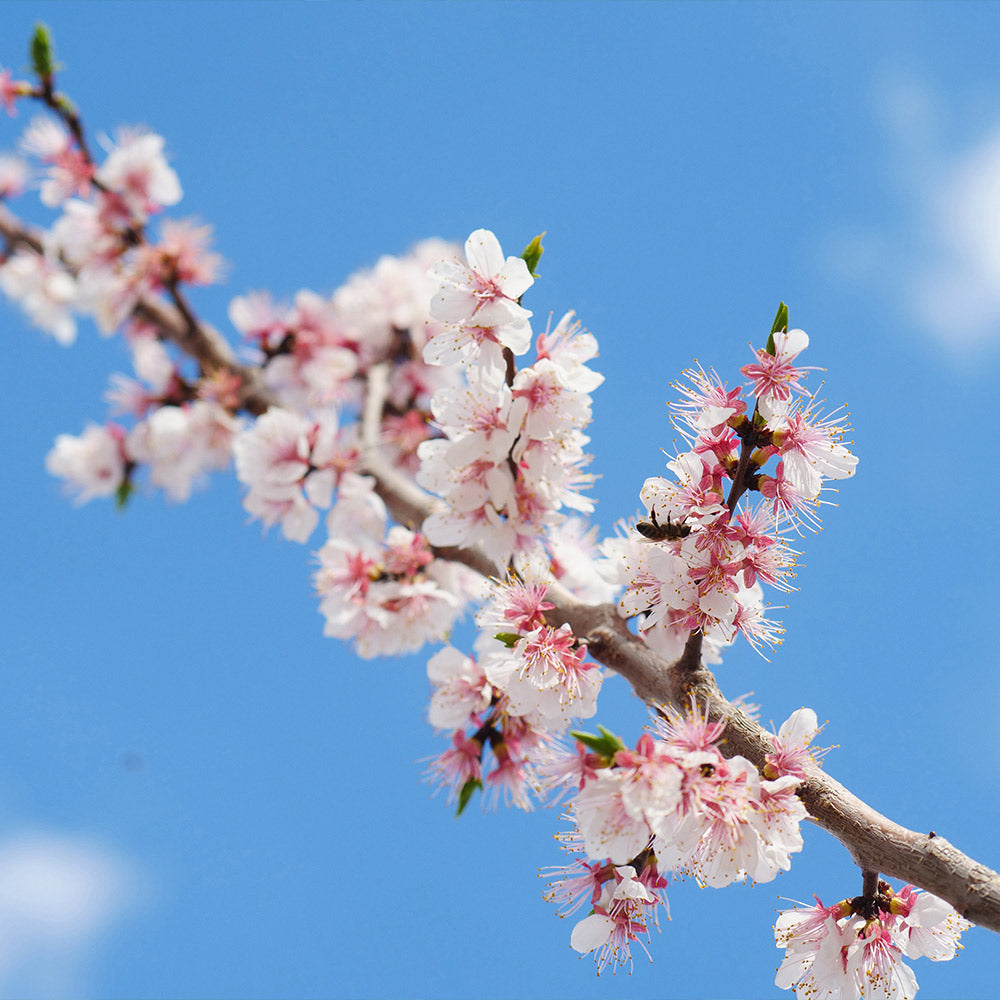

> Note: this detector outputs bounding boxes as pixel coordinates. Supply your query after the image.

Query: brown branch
[353,373,1000,932]
[0,204,275,416]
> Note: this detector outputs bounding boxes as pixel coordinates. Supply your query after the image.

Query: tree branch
[0,204,274,417]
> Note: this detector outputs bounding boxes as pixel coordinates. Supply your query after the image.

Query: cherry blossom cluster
[46,326,241,504]
[775,882,970,999]
[314,475,478,658]
[605,324,858,664]
[425,577,601,811]
[227,239,458,417]
[1,114,192,341]
[418,230,603,570]
[543,703,818,970]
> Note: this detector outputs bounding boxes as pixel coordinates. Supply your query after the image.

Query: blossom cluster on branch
[0,26,990,999]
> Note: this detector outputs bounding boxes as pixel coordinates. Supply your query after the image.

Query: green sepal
[570,724,625,759]
[455,777,482,816]
[114,478,134,511]
[30,23,55,82]
[520,232,545,278]
[494,631,521,649]
[765,301,788,356]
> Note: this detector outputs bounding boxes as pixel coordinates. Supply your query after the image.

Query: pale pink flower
[775,886,969,1000]
[0,67,27,116]
[45,423,126,503]
[482,624,602,730]
[542,858,605,917]
[96,129,182,218]
[0,249,77,344]
[424,731,483,804]
[0,154,28,198]
[742,328,814,403]
[893,886,971,962]
[573,769,651,864]
[426,647,492,730]
[428,228,533,331]
[19,116,70,159]
[152,219,224,285]
[126,402,237,502]
[228,290,288,350]
[765,707,822,780]
[534,311,604,394]
[568,864,667,973]
[671,364,747,434]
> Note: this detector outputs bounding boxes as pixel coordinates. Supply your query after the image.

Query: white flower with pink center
[534,311,604,394]
[428,228,533,334]
[0,249,77,344]
[769,402,858,501]
[775,885,969,999]
[233,407,344,542]
[426,646,492,730]
[95,128,182,219]
[573,769,651,864]
[315,478,467,658]
[742,327,814,404]
[482,624,601,730]
[0,154,27,197]
[45,422,126,503]
[126,401,237,502]
[765,707,821,780]
[893,886,971,963]
[671,364,748,434]
[569,865,657,967]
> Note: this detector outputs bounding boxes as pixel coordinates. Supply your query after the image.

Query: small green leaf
[494,631,521,649]
[520,232,545,278]
[114,478,133,511]
[571,724,625,759]
[765,301,788,356]
[455,777,482,816]
[30,23,54,82]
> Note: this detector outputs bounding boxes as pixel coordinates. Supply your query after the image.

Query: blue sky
[3,2,1000,997]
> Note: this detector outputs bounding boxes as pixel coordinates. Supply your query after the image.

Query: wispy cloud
[826,70,1000,350]
[0,832,142,997]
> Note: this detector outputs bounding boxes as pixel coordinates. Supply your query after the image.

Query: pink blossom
[95,128,182,219]
[424,731,483,805]
[775,886,969,999]
[0,154,28,198]
[428,228,533,332]
[0,67,28,116]
[741,328,814,403]
[426,647,492,730]
[567,864,667,974]
[45,423,126,503]
[0,249,77,344]
[151,219,224,286]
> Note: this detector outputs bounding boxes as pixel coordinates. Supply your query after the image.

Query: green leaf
[520,232,545,278]
[494,631,521,649]
[455,777,482,816]
[570,724,625,759]
[30,23,54,82]
[114,478,133,511]
[765,301,788,356]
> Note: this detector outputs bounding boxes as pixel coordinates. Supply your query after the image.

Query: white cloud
[0,832,142,997]
[826,70,1000,350]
